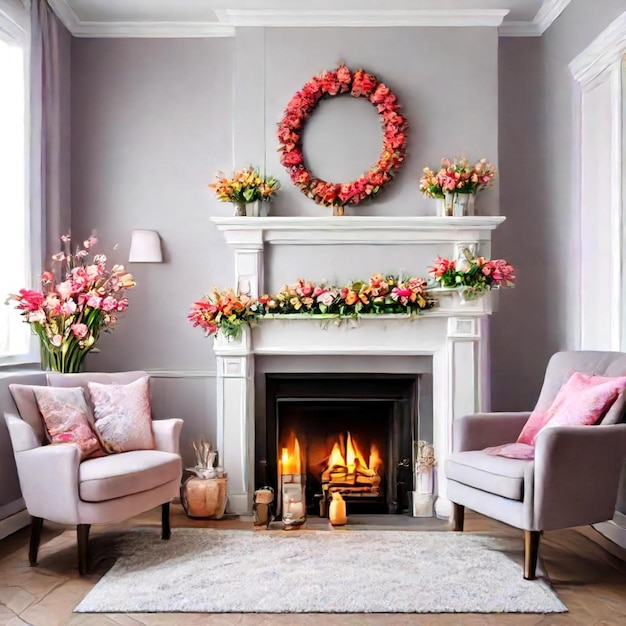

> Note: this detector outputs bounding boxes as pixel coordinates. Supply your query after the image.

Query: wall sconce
[129,230,163,263]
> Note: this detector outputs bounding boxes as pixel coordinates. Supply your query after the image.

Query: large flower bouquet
[419,156,496,198]
[188,288,256,340]
[429,249,515,300]
[209,167,280,204]
[6,235,135,372]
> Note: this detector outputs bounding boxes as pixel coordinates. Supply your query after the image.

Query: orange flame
[280,434,301,475]
[323,431,383,478]
[369,443,383,473]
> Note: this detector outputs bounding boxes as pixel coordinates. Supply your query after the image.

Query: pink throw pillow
[484,443,535,461]
[518,372,626,445]
[87,376,155,452]
[33,386,104,460]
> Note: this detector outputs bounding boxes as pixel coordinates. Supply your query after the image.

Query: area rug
[75,528,566,614]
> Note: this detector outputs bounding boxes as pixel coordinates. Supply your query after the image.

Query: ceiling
[48,0,570,38]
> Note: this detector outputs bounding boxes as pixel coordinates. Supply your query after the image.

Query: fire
[369,443,383,474]
[321,431,383,495]
[280,433,301,475]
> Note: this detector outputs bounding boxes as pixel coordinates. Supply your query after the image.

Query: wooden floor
[0,505,625,625]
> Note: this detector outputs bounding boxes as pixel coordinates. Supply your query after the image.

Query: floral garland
[189,255,516,340]
[189,274,435,339]
[277,65,408,208]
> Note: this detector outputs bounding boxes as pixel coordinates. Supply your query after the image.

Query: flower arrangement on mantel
[209,167,280,216]
[6,234,135,372]
[419,156,496,199]
[189,254,514,340]
[429,249,515,301]
[419,156,496,217]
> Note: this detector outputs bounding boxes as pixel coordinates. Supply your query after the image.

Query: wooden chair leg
[452,503,465,531]
[77,524,91,575]
[161,502,171,540]
[29,516,43,566]
[524,530,541,580]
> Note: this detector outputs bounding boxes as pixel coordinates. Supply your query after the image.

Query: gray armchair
[445,351,626,579]
[4,371,183,575]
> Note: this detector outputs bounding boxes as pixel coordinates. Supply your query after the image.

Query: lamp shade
[129,230,163,263]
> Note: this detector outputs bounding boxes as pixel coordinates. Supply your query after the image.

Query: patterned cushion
[32,386,104,460]
[87,376,155,453]
[518,372,626,445]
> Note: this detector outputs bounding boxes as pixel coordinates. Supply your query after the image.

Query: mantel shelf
[210,215,506,246]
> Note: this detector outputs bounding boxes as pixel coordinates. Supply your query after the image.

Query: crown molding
[215,9,509,28]
[569,11,626,87]
[47,0,80,32]
[71,21,235,39]
[498,21,541,37]
[47,0,234,37]
[499,0,571,37]
[534,0,571,34]
[46,0,572,39]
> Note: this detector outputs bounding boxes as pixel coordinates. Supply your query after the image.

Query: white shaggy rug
[75,528,566,614]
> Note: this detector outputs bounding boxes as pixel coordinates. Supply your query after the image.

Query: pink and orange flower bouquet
[419,156,496,199]
[429,250,515,300]
[6,235,135,372]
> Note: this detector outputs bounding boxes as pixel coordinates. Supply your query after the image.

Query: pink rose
[71,323,89,339]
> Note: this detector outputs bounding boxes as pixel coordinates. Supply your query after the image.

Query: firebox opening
[278,401,392,515]
[260,374,419,517]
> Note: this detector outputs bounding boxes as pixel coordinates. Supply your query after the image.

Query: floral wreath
[277,65,408,208]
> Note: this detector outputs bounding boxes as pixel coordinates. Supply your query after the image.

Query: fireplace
[259,374,418,516]
[210,216,506,517]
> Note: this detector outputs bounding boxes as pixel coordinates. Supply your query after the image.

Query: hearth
[258,374,418,516]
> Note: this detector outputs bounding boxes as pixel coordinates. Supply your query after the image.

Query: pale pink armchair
[445,351,626,579]
[4,371,183,575]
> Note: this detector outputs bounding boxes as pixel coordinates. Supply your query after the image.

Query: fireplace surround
[211,216,506,518]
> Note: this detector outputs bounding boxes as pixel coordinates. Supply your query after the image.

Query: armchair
[445,351,626,579]
[4,371,183,575]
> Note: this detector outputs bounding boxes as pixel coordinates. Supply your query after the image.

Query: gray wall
[69,29,500,464]
[71,39,234,466]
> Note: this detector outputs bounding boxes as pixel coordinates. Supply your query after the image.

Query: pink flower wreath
[277,65,408,208]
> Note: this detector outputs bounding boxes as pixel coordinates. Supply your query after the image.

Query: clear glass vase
[453,193,472,217]
[41,342,90,373]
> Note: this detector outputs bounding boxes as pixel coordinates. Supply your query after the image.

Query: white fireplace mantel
[211,215,506,246]
[210,215,506,297]
[210,215,507,519]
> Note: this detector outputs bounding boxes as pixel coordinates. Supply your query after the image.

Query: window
[0,8,32,363]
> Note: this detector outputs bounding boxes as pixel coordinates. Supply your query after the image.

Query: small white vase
[244,201,270,217]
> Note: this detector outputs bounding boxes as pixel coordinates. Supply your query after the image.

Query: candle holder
[280,473,306,528]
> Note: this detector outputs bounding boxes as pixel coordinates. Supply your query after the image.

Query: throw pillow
[32,386,104,460]
[517,372,626,445]
[87,375,155,452]
[600,389,626,425]
[484,442,535,461]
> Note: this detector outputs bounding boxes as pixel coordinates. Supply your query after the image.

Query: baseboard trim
[0,508,30,540]
[593,514,626,550]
